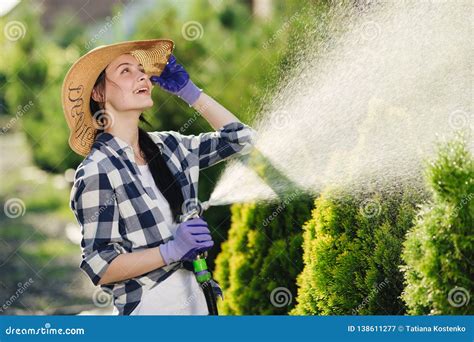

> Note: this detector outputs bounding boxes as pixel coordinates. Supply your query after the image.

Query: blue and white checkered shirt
[69,121,256,315]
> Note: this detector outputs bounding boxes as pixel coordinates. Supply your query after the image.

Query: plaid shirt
[69,121,256,315]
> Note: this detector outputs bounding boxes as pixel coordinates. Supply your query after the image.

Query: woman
[62,39,256,315]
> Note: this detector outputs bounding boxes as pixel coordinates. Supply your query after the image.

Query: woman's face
[93,53,154,114]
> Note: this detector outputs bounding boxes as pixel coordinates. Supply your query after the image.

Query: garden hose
[179,203,219,315]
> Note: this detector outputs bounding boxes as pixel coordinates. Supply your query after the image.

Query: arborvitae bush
[214,195,314,315]
[290,186,423,315]
[401,135,473,314]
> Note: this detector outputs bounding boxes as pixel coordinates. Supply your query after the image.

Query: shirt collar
[94,131,164,157]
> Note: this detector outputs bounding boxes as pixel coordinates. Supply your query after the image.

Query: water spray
[209,1,472,206]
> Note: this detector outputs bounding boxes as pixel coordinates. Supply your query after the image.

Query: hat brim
[62,39,174,157]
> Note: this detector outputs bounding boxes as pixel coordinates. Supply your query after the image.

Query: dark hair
[90,69,184,222]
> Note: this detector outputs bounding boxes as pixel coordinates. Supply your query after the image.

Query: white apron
[128,268,208,315]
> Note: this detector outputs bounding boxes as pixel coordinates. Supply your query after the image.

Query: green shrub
[214,195,314,315]
[1,3,84,172]
[290,186,423,315]
[401,134,474,314]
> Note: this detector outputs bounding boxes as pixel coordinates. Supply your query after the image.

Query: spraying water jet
[205,1,472,208]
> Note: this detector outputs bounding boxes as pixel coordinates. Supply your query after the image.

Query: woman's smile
[133,87,151,96]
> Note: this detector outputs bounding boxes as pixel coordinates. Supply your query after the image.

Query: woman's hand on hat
[150,54,202,106]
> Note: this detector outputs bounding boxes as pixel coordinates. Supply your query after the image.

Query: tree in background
[401,134,473,315]
[1,2,85,171]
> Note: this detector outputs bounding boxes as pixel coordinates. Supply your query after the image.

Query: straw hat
[62,39,174,157]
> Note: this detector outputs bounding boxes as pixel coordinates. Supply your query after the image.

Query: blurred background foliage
[0,0,471,315]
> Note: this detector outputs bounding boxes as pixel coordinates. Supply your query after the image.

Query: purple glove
[158,217,214,265]
[150,54,202,106]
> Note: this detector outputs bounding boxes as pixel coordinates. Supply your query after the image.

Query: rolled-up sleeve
[174,121,257,169]
[70,163,124,286]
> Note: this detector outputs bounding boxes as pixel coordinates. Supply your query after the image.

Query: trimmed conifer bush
[290,186,423,315]
[214,195,314,315]
[401,135,473,314]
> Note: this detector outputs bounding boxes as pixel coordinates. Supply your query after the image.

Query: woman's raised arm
[191,92,242,130]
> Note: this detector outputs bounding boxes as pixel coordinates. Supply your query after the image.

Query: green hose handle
[179,206,212,284]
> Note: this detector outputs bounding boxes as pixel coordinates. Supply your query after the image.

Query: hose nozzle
[179,199,211,223]
[201,200,210,211]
